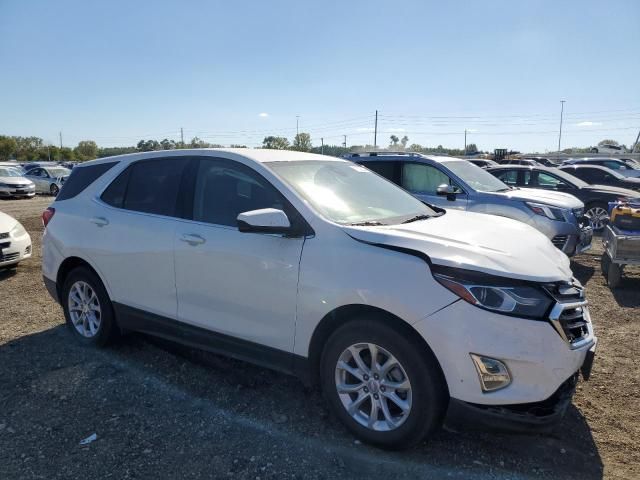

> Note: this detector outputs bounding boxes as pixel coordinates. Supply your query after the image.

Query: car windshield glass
[547,169,588,188]
[267,160,437,225]
[47,167,70,178]
[444,160,510,192]
[0,167,23,177]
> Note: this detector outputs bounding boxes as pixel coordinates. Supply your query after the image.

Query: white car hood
[491,188,584,208]
[344,210,572,283]
[0,211,18,231]
[0,176,33,185]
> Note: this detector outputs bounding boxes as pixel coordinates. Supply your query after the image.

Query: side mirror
[436,184,457,201]
[237,208,292,234]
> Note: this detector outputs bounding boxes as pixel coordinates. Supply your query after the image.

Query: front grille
[544,280,593,349]
[551,235,568,249]
[0,232,8,240]
[0,252,19,262]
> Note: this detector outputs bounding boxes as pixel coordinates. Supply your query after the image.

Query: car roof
[344,152,461,164]
[559,164,611,171]
[76,148,345,169]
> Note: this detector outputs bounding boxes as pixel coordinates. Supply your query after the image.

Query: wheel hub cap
[68,281,102,338]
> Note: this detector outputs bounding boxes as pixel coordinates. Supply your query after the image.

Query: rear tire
[320,315,448,449]
[61,267,118,346]
[50,183,60,196]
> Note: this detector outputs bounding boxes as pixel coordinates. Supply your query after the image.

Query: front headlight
[0,183,11,188]
[10,222,27,238]
[433,266,553,319]
[526,202,567,221]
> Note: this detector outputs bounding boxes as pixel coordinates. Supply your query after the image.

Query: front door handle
[90,216,109,227]
[180,233,206,246]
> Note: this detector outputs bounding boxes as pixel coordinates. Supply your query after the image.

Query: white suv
[42,149,596,448]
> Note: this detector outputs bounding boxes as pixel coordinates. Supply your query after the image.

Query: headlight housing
[10,222,27,238]
[433,266,553,319]
[526,202,567,221]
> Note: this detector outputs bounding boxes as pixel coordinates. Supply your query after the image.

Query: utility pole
[557,100,565,157]
[321,137,324,155]
[632,128,640,153]
[59,131,63,149]
[296,116,300,137]
[374,110,378,149]
[343,135,347,148]
[464,129,467,153]
[180,127,184,146]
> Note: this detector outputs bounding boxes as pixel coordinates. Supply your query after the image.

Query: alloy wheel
[586,206,608,231]
[68,281,102,337]
[334,342,412,431]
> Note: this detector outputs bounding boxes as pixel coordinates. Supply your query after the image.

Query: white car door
[86,157,190,319]
[174,157,305,352]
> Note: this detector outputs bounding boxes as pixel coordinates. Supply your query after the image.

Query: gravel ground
[0,196,638,480]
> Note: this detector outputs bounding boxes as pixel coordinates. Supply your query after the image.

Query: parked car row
[0,162,71,197]
[41,148,596,449]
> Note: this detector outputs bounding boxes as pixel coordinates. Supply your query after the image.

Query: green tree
[465,143,478,154]
[389,135,399,147]
[58,147,76,161]
[98,146,137,158]
[0,136,17,160]
[292,132,312,152]
[160,138,176,150]
[137,139,161,151]
[400,136,409,148]
[408,144,424,152]
[262,136,290,150]
[598,139,618,146]
[74,140,99,160]
[14,136,45,161]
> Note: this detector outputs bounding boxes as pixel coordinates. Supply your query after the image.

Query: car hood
[343,209,572,283]
[582,184,640,199]
[0,211,18,231]
[486,187,584,208]
[0,176,33,185]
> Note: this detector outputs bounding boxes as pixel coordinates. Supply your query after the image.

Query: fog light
[470,354,511,392]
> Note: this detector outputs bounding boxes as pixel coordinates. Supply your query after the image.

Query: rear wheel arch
[56,257,108,301]
[306,304,447,391]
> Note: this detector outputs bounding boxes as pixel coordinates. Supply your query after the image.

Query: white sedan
[0,166,36,198]
[0,211,32,268]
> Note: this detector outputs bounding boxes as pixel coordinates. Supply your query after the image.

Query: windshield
[444,160,510,192]
[549,169,588,188]
[267,160,437,225]
[47,167,71,178]
[0,167,24,177]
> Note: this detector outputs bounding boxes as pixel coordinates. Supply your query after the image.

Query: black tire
[590,147,598,153]
[600,253,611,277]
[320,315,448,449]
[607,262,622,289]
[50,183,60,196]
[61,266,118,346]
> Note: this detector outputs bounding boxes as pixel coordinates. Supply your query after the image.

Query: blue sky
[1,0,639,152]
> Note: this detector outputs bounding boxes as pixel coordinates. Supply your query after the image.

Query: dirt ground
[1,196,638,480]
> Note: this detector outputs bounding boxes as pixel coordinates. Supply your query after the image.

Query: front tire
[61,267,118,346]
[585,202,608,232]
[320,316,448,449]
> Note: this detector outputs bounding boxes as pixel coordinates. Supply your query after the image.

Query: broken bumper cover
[446,374,578,432]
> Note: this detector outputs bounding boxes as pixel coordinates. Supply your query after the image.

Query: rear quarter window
[57,162,118,201]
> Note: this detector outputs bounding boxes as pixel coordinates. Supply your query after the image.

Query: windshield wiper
[348,221,385,226]
[401,214,431,224]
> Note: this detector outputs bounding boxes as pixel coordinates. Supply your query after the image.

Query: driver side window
[401,163,460,194]
[193,159,286,227]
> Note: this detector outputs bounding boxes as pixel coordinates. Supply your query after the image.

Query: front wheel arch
[307,305,447,392]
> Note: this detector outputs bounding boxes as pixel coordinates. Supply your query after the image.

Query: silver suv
[347,152,592,256]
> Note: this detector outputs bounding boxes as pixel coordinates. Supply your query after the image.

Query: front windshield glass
[445,160,510,192]
[267,160,437,225]
[47,167,70,178]
[0,167,24,177]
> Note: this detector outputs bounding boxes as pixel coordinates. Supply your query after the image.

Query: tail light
[42,207,55,228]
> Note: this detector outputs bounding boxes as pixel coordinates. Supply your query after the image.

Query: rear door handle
[180,233,206,246]
[90,216,109,227]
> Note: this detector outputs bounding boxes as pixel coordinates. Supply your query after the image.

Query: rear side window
[359,161,400,184]
[57,162,117,201]
[101,158,189,217]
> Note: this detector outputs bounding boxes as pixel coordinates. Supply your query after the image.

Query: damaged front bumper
[446,374,578,433]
